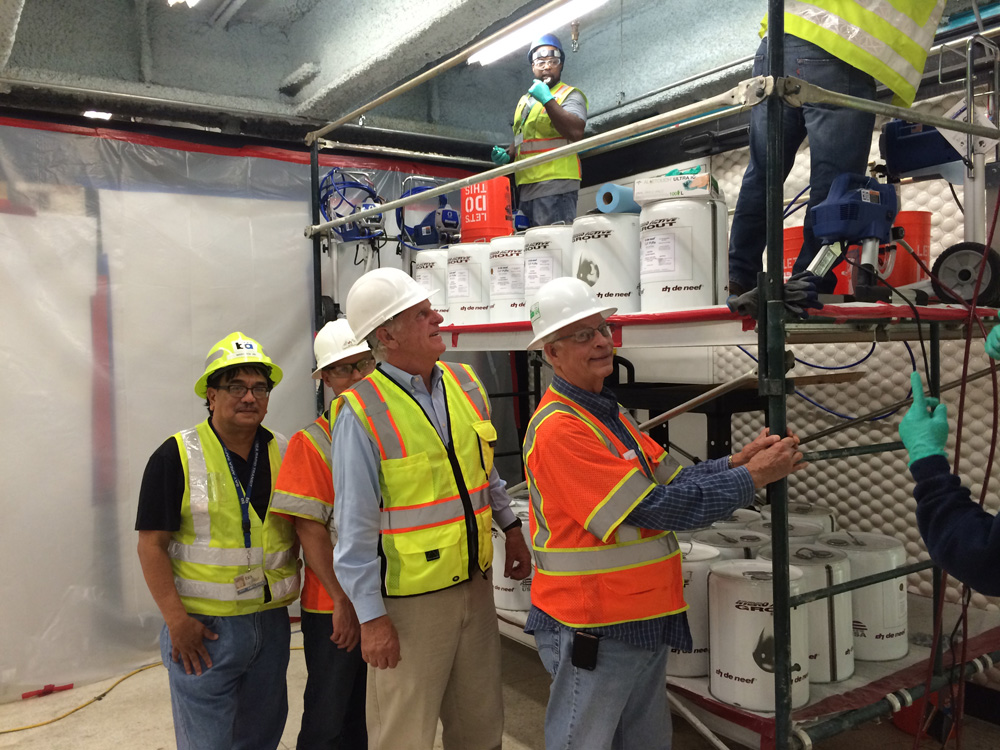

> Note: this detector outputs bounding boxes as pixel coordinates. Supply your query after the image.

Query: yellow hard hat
[194,332,283,397]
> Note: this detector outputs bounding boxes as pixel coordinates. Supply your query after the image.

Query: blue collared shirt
[331,361,517,623]
[524,376,755,651]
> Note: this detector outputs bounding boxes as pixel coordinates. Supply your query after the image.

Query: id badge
[234,568,266,595]
[514,133,524,147]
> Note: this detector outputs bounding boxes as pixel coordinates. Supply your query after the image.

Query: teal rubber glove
[491,145,511,166]
[899,371,949,466]
[986,325,1000,359]
[528,79,554,105]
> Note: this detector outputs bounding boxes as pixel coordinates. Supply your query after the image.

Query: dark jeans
[296,610,368,750]
[520,191,579,227]
[728,35,877,293]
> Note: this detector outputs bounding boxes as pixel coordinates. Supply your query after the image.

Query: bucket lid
[693,530,770,548]
[524,224,574,239]
[818,531,904,551]
[489,235,525,252]
[762,502,835,519]
[747,519,824,538]
[571,213,639,230]
[759,543,848,566]
[680,540,722,563]
[709,558,804,584]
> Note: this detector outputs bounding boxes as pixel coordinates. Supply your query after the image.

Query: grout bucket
[461,177,513,243]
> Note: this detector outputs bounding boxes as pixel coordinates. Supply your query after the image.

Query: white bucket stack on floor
[488,235,528,323]
[747,519,824,545]
[570,213,641,313]
[692,529,770,560]
[668,541,720,677]
[761,501,838,534]
[492,498,533,611]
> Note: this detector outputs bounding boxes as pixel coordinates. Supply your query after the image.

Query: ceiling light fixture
[467,0,611,66]
[83,111,113,120]
[167,0,201,8]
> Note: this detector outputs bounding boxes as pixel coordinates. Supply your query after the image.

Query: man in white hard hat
[136,332,300,750]
[332,267,531,750]
[271,320,374,750]
[522,278,806,749]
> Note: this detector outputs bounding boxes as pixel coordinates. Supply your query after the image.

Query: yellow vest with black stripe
[169,420,300,616]
[513,81,588,186]
[339,362,497,597]
[523,387,686,627]
[768,1,946,107]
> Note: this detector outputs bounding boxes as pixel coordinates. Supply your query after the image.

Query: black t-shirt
[135,421,275,532]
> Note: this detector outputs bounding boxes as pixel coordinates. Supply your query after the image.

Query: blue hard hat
[528,34,564,63]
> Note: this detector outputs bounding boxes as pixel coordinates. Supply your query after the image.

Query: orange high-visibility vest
[272,407,339,613]
[523,386,687,628]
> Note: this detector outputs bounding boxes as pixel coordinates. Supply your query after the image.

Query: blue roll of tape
[596,182,641,214]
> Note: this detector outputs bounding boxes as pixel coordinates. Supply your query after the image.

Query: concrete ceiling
[0,0,992,152]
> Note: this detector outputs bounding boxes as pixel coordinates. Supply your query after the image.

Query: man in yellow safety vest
[271,319,375,749]
[136,332,299,750]
[332,267,531,750]
[492,34,588,227]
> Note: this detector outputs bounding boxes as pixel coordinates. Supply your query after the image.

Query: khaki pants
[366,574,503,750]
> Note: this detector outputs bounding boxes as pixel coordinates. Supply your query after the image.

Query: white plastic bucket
[761,502,838,534]
[488,235,528,323]
[638,198,728,311]
[668,541,721,677]
[693,529,770,560]
[446,242,491,325]
[492,501,533,610]
[570,213,641,313]
[712,507,761,530]
[760,544,855,683]
[746,519,824,545]
[523,225,574,300]
[708,560,810,710]
[412,249,449,325]
[817,531,908,661]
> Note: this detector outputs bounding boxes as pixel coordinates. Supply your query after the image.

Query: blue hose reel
[318,168,385,242]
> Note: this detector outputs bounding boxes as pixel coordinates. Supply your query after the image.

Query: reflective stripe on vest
[340,364,496,596]
[171,422,299,613]
[269,414,335,523]
[784,0,946,107]
[519,137,571,154]
[523,398,679,573]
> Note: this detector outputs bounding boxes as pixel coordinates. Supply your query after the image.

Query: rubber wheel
[320,295,339,324]
[931,242,1000,307]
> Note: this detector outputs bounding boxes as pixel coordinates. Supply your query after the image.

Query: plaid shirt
[524,376,754,651]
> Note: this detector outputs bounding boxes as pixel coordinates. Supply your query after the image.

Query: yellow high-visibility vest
[170,420,300,616]
[339,363,497,597]
[513,82,588,186]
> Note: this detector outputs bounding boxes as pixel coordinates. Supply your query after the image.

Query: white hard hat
[312,319,371,379]
[345,267,431,341]
[527,277,617,350]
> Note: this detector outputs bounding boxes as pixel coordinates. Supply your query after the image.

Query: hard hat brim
[527,306,617,350]
[311,341,372,379]
[195,362,284,397]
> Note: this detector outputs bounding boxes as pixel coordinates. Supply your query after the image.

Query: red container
[782,210,930,294]
[461,177,512,243]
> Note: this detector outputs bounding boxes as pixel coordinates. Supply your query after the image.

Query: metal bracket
[731,75,772,109]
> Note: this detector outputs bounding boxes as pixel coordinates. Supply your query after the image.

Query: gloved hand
[726,272,825,319]
[899,371,949,466]
[491,145,511,166]
[528,79,554,105]
[986,325,1000,359]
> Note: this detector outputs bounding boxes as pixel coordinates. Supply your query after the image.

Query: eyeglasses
[532,56,561,68]
[213,383,271,399]
[553,322,615,345]
[326,356,376,378]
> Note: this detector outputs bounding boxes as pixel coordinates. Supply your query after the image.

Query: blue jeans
[296,610,367,750]
[160,608,291,750]
[535,628,672,750]
[520,191,579,227]
[728,35,877,293]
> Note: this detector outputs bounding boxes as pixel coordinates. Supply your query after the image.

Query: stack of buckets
[782,210,931,293]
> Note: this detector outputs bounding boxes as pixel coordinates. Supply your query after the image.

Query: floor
[1,628,997,749]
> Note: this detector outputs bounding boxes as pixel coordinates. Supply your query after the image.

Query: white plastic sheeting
[0,120,456,702]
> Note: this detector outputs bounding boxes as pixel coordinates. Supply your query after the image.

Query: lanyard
[221,438,260,553]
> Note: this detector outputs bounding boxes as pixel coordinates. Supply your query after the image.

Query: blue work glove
[528,79,554,105]
[986,325,1000,359]
[491,145,511,165]
[899,371,949,466]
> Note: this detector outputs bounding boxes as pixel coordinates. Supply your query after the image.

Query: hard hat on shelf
[528,34,564,63]
[346,267,432,341]
[527,277,616,350]
[195,332,283,397]
[312,319,370,379]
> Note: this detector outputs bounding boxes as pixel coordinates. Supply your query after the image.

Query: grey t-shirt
[518,89,588,202]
